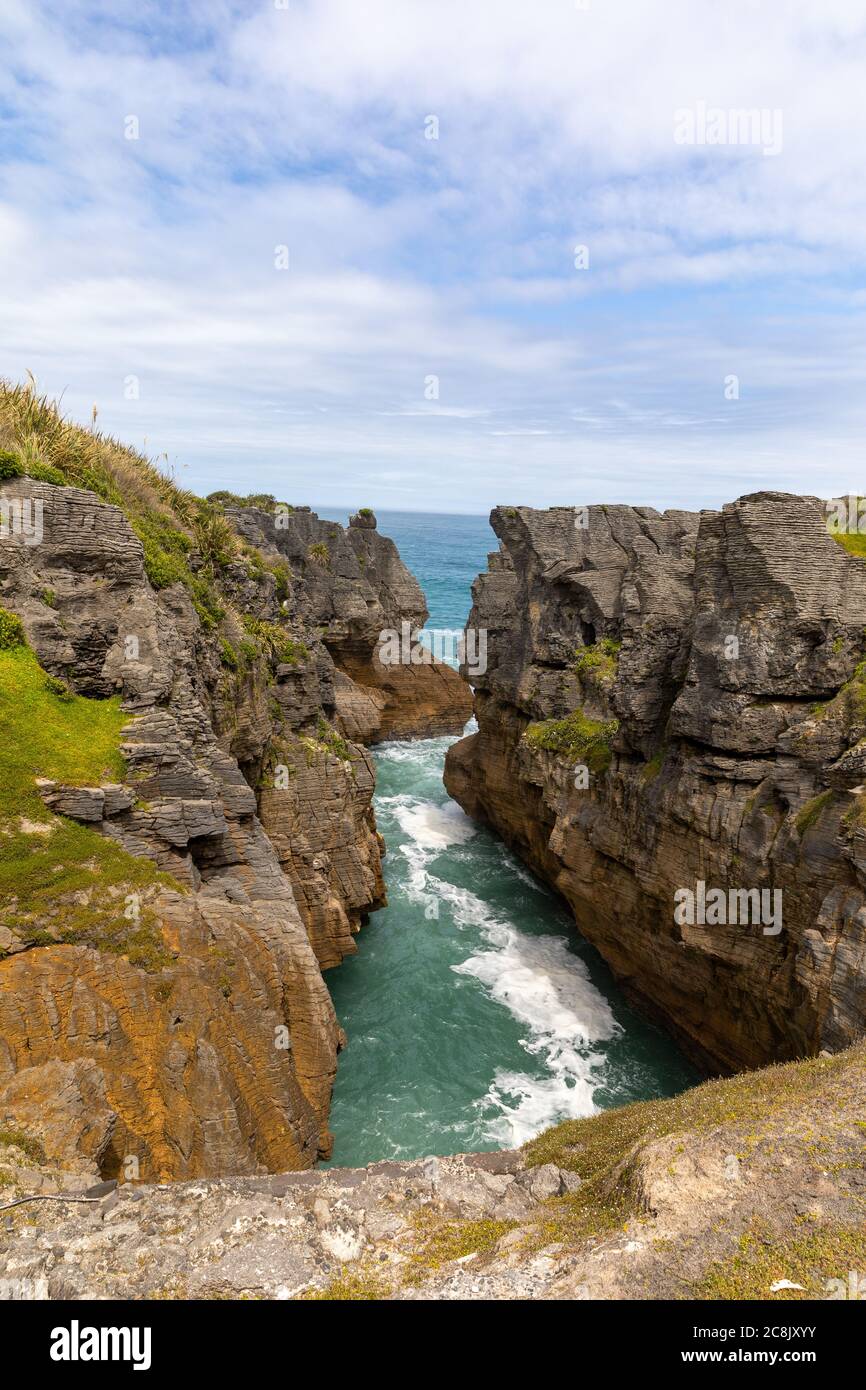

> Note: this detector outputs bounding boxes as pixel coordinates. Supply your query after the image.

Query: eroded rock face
[0,481,349,1176]
[0,481,444,1178]
[227,504,473,742]
[445,494,866,1073]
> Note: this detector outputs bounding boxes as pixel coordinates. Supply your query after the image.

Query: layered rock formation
[3,1041,863,1300]
[0,470,462,1181]
[445,495,866,1073]
[225,504,472,743]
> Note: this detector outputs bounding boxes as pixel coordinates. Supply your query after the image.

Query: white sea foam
[479,1067,603,1147]
[375,736,455,764]
[391,797,476,852]
[455,912,620,1143]
[457,926,617,1046]
[374,739,619,1146]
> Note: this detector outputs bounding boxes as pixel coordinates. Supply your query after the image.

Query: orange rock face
[0,895,342,1180]
[336,651,473,743]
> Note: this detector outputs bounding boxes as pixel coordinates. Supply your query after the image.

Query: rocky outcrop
[0,473,453,1180]
[225,504,472,743]
[445,495,866,1074]
[0,480,347,1177]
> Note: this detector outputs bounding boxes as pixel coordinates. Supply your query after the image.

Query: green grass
[0,641,175,964]
[315,716,351,762]
[524,710,619,772]
[219,638,239,670]
[0,608,26,649]
[131,514,224,628]
[303,1271,393,1301]
[573,637,621,686]
[241,615,309,666]
[828,504,866,561]
[403,1216,515,1286]
[0,381,226,630]
[0,642,126,794]
[694,1220,866,1300]
[641,748,666,782]
[0,1125,46,1164]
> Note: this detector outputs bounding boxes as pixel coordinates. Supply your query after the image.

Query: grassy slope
[0,379,231,626]
[0,635,176,963]
[521,1044,866,1298]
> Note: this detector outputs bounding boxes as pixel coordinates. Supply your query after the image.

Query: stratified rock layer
[445,495,866,1073]
[226,505,473,742]
[0,482,450,1179]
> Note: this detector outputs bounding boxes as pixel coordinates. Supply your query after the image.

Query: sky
[2,0,866,515]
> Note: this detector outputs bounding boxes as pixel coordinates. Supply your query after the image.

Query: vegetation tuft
[241,615,309,666]
[524,710,619,772]
[0,635,177,966]
[573,636,621,686]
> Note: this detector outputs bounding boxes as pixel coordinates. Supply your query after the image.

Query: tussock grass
[0,381,229,627]
[0,379,300,631]
[241,615,309,666]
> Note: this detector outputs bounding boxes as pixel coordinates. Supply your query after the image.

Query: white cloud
[1,1,866,512]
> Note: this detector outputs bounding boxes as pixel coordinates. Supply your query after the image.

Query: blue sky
[2,0,866,513]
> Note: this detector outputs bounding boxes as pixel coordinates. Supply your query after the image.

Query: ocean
[316,509,696,1166]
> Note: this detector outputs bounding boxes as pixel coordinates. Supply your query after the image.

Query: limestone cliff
[0,384,465,1181]
[445,495,866,1074]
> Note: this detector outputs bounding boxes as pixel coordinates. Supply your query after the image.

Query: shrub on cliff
[193,504,238,576]
[307,540,330,567]
[573,637,621,686]
[241,614,309,666]
[524,710,619,772]
[0,448,24,480]
[0,606,26,650]
[207,490,281,511]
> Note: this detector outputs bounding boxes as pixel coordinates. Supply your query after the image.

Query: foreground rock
[2,1043,862,1300]
[446,496,866,1073]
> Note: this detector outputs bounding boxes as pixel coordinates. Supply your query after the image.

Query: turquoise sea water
[316,509,697,1166]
